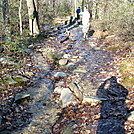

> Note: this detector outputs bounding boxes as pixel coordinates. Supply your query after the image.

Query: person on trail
[76,7,82,20]
[79,6,90,40]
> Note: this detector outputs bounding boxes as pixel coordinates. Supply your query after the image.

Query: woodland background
[0,0,134,133]
[0,0,134,85]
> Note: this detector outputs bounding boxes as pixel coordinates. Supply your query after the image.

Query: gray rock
[73,69,87,73]
[55,81,65,87]
[0,57,16,65]
[56,52,65,59]
[12,75,29,83]
[54,72,67,77]
[59,58,68,65]
[64,63,76,69]
[54,87,62,94]
[62,54,71,59]
[69,82,83,101]
[127,111,134,121]
[2,74,18,86]
[24,71,34,77]
[82,96,107,104]
[40,47,53,53]
[60,88,75,108]
[90,42,97,47]
[94,47,101,51]
[15,93,30,102]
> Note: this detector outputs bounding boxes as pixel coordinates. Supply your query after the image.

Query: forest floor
[0,22,134,134]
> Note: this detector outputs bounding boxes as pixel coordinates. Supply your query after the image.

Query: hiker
[76,7,82,20]
[79,6,90,40]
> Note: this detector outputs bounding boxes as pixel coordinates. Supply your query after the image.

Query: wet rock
[60,88,75,108]
[69,82,83,101]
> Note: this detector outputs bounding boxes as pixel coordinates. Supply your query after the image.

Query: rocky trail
[0,23,134,134]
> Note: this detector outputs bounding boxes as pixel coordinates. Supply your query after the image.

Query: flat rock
[12,75,29,83]
[15,93,30,102]
[73,69,87,73]
[82,96,107,104]
[54,72,67,77]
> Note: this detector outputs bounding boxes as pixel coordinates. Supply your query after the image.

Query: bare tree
[19,0,23,35]
[2,0,9,24]
[26,0,40,36]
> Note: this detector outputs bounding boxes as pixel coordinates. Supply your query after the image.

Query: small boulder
[54,87,62,94]
[127,111,134,121]
[12,75,29,83]
[59,58,68,66]
[2,74,18,86]
[60,88,75,108]
[69,82,83,102]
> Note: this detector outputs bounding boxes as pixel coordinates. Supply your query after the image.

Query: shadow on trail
[96,76,128,134]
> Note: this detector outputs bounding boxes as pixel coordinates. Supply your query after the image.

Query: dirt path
[10,24,133,134]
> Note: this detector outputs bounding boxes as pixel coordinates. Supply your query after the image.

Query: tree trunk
[2,0,11,40]
[2,0,9,24]
[82,0,85,11]
[53,0,55,16]
[74,0,76,17]
[26,0,40,36]
[19,0,23,35]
